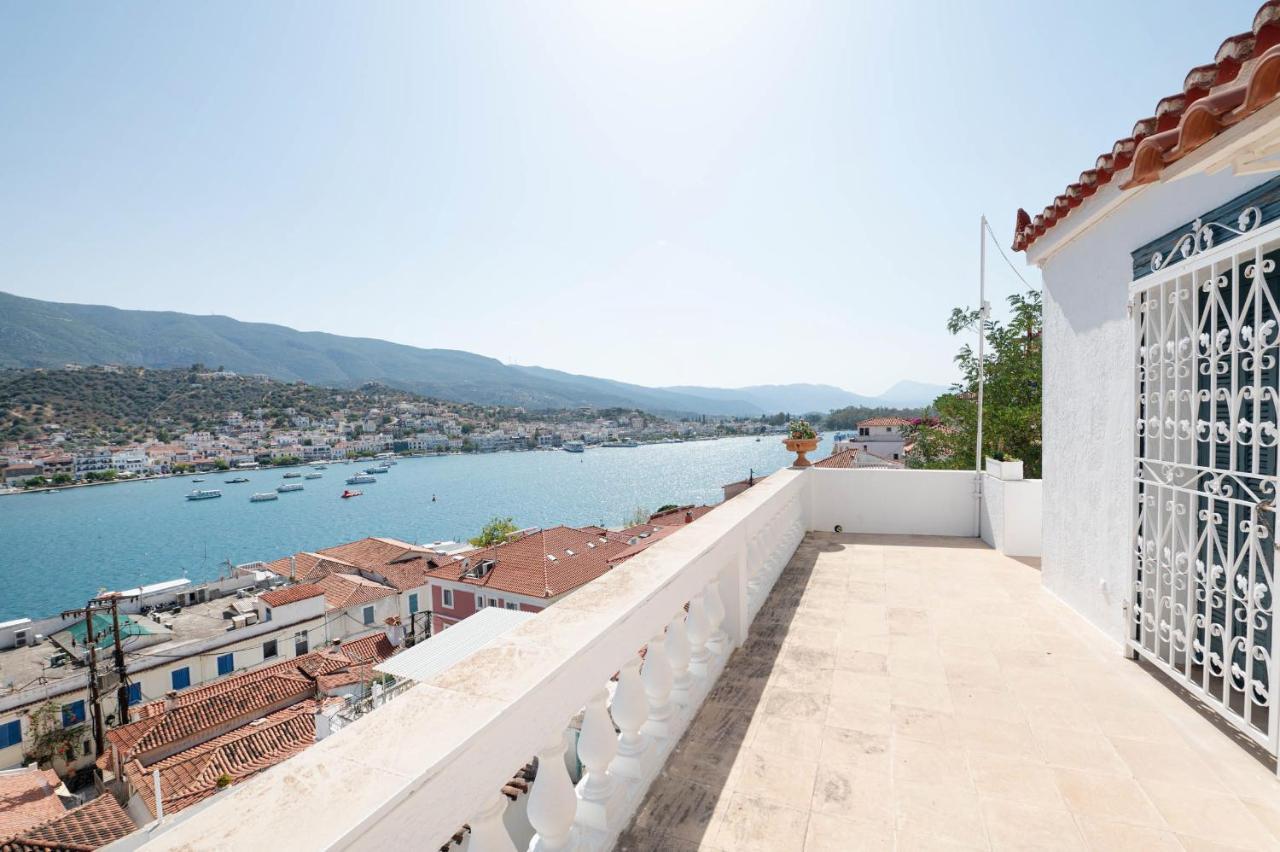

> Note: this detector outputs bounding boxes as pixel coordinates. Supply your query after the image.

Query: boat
[312,464,328,470]
[365,466,390,475]
[250,492,278,502]
[276,483,304,493]
[562,441,585,453]
[341,489,362,499]
[185,489,222,501]
[283,472,302,479]
[305,473,323,480]
[346,474,377,485]
[192,478,206,483]
[224,477,250,484]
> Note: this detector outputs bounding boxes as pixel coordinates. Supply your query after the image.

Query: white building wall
[808,469,977,536]
[1030,166,1277,642]
[979,474,1042,558]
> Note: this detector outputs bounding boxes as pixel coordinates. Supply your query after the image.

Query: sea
[0,434,818,621]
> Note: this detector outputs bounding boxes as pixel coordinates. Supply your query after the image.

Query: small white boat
[185,489,222,501]
[282,472,303,479]
[562,441,585,453]
[346,474,376,485]
[276,483,304,493]
[250,492,278,502]
[365,466,390,475]
[305,473,323,479]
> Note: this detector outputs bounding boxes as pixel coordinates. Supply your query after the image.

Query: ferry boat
[562,441,585,453]
[365,466,390,475]
[304,473,323,480]
[346,474,377,485]
[341,489,362,499]
[224,477,250,484]
[185,489,222,501]
[276,483,304,493]
[282,472,303,479]
[250,492,278,502]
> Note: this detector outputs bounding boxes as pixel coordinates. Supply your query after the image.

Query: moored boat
[365,466,390,475]
[185,489,222,501]
[304,473,323,479]
[562,441,585,453]
[283,472,302,479]
[276,483,304,493]
[250,492,278,502]
[224,477,250,483]
[341,489,362,499]
[346,474,376,485]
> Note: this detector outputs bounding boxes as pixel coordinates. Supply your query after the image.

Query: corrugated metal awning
[374,607,534,682]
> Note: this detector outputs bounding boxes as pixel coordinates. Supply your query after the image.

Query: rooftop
[617,534,1280,850]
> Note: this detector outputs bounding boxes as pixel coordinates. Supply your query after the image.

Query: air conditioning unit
[13,629,28,648]
[30,634,43,646]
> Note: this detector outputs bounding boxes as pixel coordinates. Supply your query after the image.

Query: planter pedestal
[784,437,820,468]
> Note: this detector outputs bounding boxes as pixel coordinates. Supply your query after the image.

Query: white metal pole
[974,215,989,537]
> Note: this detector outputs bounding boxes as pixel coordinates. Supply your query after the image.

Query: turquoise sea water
[0,434,817,621]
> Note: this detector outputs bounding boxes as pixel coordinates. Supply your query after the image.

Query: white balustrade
[468,794,518,852]
[704,577,727,654]
[686,591,711,675]
[527,734,577,852]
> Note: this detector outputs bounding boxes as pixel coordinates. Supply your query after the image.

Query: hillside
[0,291,947,415]
[663,381,948,412]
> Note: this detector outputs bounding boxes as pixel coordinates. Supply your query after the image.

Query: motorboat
[224,477,250,483]
[185,489,222,501]
[282,472,303,479]
[250,492,278,502]
[276,483,304,493]
[341,489,362,499]
[346,474,376,485]
[365,466,390,475]
[304,473,323,479]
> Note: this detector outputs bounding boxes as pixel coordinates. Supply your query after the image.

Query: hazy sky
[0,2,1261,391]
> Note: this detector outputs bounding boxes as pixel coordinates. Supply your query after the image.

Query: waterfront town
[0,366,786,492]
[0,471,766,846]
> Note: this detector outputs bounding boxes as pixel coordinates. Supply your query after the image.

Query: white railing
[135,467,810,852]
[127,467,1038,852]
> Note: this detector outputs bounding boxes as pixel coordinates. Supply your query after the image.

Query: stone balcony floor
[615,533,1280,852]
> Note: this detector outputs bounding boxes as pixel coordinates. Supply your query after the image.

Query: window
[0,719,20,749]
[61,700,86,727]
[171,667,191,690]
[476,596,485,610]
[264,607,272,622]
[408,593,419,614]
[442,588,454,609]
[294,631,308,656]
[506,602,518,611]
[262,639,278,660]
[127,682,142,706]
[217,653,234,676]
[362,606,374,625]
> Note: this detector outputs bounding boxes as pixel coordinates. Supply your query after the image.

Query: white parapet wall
[979,473,1042,558]
[808,468,979,537]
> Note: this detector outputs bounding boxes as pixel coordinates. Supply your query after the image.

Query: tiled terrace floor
[616,533,1280,852]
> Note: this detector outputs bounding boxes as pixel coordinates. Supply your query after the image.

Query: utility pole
[82,608,105,758]
[975,215,991,538]
[108,597,130,725]
[62,594,131,759]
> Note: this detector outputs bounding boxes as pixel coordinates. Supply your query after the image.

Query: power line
[983,219,1037,291]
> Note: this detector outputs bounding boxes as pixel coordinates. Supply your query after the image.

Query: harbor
[0,434,809,621]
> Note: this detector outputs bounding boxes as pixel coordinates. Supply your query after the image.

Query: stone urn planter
[784,436,821,468]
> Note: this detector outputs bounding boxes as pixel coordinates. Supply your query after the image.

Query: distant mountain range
[0,291,947,415]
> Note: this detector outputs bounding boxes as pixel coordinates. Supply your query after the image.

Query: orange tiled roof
[431,526,635,598]
[1014,1,1280,253]
[264,538,438,592]
[11,794,135,851]
[316,573,397,609]
[612,506,716,563]
[0,769,65,841]
[258,584,326,607]
[814,448,859,469]
[856,417,910,428]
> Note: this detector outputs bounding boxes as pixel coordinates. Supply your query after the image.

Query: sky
[0,1,1264,393]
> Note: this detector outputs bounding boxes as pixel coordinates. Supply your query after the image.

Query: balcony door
[1131,218,1278,759]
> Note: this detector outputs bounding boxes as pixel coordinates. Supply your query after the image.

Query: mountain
[0,291,943,415]
[663,381,948,413]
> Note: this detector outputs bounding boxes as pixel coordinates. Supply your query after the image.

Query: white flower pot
[985,457,1024,480]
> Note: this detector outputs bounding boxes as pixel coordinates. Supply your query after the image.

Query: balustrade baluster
[704,577,727,652]
[641,631,673,738]
[575,688,617,831]
[527,733,577,852]
[609,656,647,779]
[468,794,517,852]
[686,592,711,677]
[666,611,691,706]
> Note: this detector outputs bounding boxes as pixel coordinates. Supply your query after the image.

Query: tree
[470,516,519,547]
[906,289,1042,477]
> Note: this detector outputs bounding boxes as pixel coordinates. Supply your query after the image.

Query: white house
[1015,8,1280,762]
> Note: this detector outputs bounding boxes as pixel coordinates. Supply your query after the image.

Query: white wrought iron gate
[1130,212,1278,757]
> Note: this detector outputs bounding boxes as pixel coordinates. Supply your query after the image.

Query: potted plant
[783,420,821,468]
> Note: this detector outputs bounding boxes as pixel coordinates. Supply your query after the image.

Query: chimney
[384,616,405,648]
[164,690,178,711]
[684,510,693,524]
[289,556,297,581]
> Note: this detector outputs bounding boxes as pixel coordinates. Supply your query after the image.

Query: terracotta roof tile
[16,795,135,850]
[258,584,326,607]
[315,573,397,609]
[0,769,65,841]
[429,526,635,598]
[1013,1,1280,253]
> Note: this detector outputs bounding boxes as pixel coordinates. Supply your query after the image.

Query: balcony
[123,468,1280,852]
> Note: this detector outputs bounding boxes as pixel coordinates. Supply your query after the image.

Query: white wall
[979,474,1042,557]
[1030,166,1277,641]
[808,469,977,536]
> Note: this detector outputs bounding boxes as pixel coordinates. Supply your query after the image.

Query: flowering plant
[787,420,817,440]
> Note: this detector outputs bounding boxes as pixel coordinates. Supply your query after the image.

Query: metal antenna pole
[974,215,990,537]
